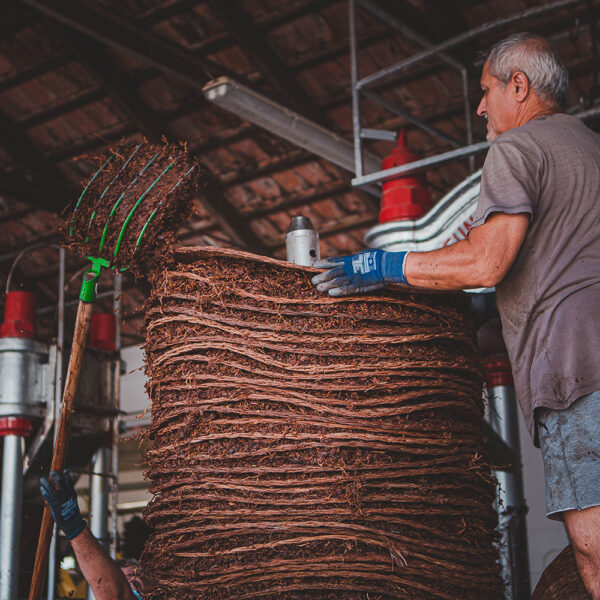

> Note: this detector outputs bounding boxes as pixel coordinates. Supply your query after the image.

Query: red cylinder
[89,312,116,351]
[0,291,36,339]
[379,131,432,223]
[0,417,33,437]
[483,354,514,388]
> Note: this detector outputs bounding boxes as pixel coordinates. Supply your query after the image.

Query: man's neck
[516,101,562,127]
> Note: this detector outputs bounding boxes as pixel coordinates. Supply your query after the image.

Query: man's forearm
[404,213,530,290]
[70,528,135,600]
[404,239,495,290]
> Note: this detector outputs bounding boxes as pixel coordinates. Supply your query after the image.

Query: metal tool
[29,144,196,600]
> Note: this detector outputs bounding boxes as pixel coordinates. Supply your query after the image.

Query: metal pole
[352,102,599,189]
[356,0,464,71]
[110,273,122,560]
[356,0,583,90]
[362,89,462,147]
[0,434,25,600]
[488,378,530,599]
[352,140,490,187]
[88,448,110,550]
[46,247,66,600]
[461,69,476,173]
[86,447,111,600]
[349,0,364,177]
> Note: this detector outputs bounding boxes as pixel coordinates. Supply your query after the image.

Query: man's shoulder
[496,113,583,146]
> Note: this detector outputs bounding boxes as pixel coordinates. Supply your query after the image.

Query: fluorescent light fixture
[203,76,380,175]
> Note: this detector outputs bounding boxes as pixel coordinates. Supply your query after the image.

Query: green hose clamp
[79,257,111,303]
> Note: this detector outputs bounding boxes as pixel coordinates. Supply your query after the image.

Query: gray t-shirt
[471,113,600,442]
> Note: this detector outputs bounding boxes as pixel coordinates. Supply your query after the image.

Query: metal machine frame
[348,0,592,189]
[0,247,123,600]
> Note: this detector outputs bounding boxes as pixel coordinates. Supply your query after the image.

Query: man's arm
[70,528,135,600]
[40,470,135,600]
[405,212,530,289]
[312,212,530,296]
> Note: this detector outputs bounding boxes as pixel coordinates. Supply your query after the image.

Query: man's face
[477,61,519,142]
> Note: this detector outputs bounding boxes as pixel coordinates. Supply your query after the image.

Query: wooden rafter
[0,105,77,211]
[206,0,323,123]
[54,28,267,252]
[20,0,237,88]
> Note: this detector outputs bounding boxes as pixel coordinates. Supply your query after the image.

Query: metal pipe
[47,246,66,600]
[461,69,476,173]
[488,384,531,600]
[0,434,25,600]
[353,140,490,187]
[362,89,462,147]
[88,448,111,600]
[356,0,583,90]
[349,0,364,177]
[356,0,464,72]
[353,101,598,189]
[110,273,122,560]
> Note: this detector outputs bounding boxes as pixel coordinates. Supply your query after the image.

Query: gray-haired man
[313,33,600,597]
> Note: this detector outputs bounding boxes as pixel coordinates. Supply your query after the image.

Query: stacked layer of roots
[142,247,504,600]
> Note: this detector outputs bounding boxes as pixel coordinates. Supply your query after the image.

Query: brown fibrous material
[62,140,202,272]
[141,246,504,600]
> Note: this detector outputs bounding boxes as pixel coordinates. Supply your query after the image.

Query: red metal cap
[0,417,33,437]
[89,312,116,351]
[379,131,431,223]
[483,354,514,388]
[1,291,36,339]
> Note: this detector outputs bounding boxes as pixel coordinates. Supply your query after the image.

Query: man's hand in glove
[311,249,410,297]
[40,469,86,541]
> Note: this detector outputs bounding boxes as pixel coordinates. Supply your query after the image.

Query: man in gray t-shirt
[313,33,600,597]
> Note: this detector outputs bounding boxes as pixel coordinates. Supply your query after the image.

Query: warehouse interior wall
[118,344,570,589]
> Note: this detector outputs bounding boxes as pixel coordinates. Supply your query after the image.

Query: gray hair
[486,32,568,107]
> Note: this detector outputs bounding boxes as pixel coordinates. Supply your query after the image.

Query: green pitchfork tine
[84,143,143,244]
[97,150,163,254]
[69,152,118,237]
[113,159,177,257]
[134,165,197,250]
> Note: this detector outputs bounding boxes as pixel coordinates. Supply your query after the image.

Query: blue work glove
[40,469,86,541]
[311,249,410,297]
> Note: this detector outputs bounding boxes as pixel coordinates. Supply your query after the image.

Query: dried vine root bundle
[142,247,504,600]
[62,140,201,271]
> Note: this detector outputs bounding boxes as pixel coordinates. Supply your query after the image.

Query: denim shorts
[536,389,600,520]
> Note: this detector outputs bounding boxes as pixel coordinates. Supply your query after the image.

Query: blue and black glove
[40,469,86,541]
[311,249,410,297]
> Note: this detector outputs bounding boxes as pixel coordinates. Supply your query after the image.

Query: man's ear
[511,71,530,102]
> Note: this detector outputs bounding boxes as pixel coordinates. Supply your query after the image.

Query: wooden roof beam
[0,106,77,211]
[20,0,237,88]
[206,0,323,123]
[20,0,273,253]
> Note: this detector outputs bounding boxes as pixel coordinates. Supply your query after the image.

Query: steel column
[349,0,364,177]
[461,69,476,172]
[487,379,530,599]
[47,247,66,600]
[0,434,25,600]
[110,273,122,560]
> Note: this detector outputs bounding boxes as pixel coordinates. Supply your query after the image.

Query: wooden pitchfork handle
[29,299,94,600]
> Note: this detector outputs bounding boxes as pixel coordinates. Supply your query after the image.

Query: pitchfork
[29,144,196,600]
